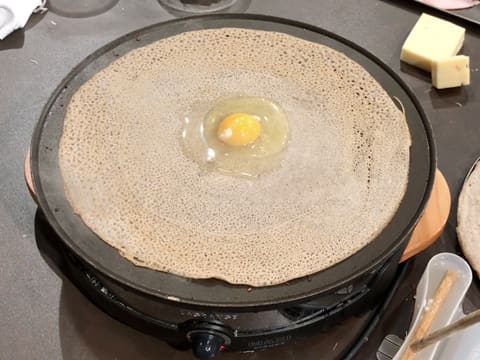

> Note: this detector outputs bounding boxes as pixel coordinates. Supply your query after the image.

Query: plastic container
[394,253,474,359]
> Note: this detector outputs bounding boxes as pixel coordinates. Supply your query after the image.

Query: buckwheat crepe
[59,28,411,286]
[457,159,480,278]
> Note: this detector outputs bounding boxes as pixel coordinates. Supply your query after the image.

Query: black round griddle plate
[31,14,435,310]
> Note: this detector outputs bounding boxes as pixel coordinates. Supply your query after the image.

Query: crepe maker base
[34,209,408,358]
[26,148,449,358]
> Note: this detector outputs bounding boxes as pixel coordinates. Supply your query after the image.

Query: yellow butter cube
[432,55,470,89]
[401,13,465,72]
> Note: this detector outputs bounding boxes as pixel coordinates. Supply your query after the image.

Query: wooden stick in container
[411,308,480,352]
[399,270,457,360]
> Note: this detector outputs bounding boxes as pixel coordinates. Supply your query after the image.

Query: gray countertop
[1,1,480,359]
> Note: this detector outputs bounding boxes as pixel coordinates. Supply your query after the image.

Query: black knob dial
[191,333,225,359]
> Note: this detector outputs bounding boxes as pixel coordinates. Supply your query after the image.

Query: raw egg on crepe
[181,95,289,178]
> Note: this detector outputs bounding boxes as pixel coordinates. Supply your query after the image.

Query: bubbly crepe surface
[59,28,411,286]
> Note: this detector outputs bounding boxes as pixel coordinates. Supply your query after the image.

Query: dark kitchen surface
[1,1,479,359]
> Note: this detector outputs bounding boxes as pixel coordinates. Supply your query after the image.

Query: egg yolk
[217,113,261,147]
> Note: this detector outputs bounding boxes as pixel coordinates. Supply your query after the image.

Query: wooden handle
[24,148,36,203]
[400,270,457,360]
[401,169,451,262]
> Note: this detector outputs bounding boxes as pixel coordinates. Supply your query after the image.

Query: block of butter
[432,55,470,89]
[400,13,465,72]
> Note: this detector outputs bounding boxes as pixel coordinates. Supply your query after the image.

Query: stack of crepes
[458,159,480,278]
